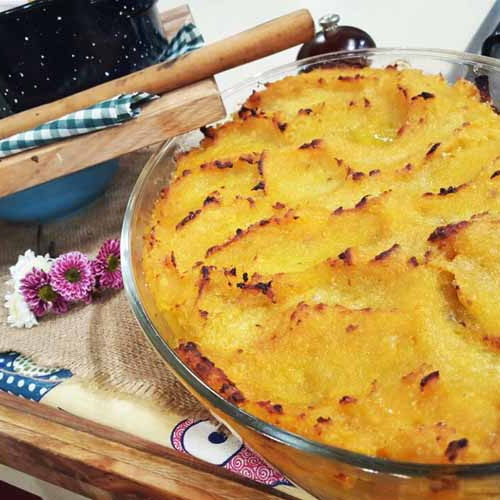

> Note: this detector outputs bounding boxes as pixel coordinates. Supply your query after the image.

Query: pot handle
[482,25,500,58]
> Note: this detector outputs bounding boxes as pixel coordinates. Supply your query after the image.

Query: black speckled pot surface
[0,0,167,118]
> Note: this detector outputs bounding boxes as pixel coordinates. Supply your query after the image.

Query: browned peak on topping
[440,186,458,195]
[420,370,439,391]
[175,209,202,231]
[338,74,364,82]
[251,181,265,191]
[397,124,407,137]
[197,265,215,298]
[491,170,500,179]
[176,342,245,405]
[200,160,233,170]
[215,160,233,169]
[426,142,441,157]
[428,221,469,242]
[298,108,312,115]
[256,152,265,176]
[272,117,287,132]
[299,139,323,149]
[237,280,274,301]
[257,400,283,414]
[483,336,500,351]
[445,438,468,462]
[408,256,419,267]
[355,195,370,209]
[338,248,353,265]
[238,105,265,120]
[411,91,435,101]
[203,195,219,206]
[346,324,358,333]
[424,185,465,197]
[224,267,237,277]
[397,84,408,98]
[363,97,371,108]
[200,125,215,139]
[316,416,331,423]
[351,171,365,181]
[373,243,400,261]
[239,153,259,164]
[205,216,282,258]
[339,395,357,405]
[369,169,380,176]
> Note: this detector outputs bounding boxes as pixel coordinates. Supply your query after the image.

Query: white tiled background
[0,0,496,498]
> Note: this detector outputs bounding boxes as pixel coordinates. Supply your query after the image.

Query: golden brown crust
[176,342,246,405]
[144,66,500,464]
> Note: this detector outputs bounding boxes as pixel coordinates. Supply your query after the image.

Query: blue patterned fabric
[0,21,204,158]
[0,351,72,402]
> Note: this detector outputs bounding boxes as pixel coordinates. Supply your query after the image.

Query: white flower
[5,291,38,329]
[4,249,52,329]
[9,249,52,291]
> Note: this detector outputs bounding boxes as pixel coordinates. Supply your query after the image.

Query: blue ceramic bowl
[0,0,168,222]
[0,159,119,223]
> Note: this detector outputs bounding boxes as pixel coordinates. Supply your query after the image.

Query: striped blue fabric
[0,22,204,158]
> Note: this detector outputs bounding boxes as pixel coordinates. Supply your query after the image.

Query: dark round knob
[297,14,376,60]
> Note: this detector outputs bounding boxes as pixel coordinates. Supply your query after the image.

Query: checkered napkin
[0,22,204,159]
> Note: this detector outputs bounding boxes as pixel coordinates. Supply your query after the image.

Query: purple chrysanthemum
[20,268,68,317]
[50,251,95,302]
[92,239,123,290]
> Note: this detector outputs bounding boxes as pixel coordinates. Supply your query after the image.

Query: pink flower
[20,268,68,317]
[50,251,95,302]
[92,239,123,289]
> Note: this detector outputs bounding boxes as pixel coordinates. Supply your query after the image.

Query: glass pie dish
[122,49,500,500]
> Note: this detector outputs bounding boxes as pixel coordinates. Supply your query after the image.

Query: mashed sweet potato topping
[143,66,500,463]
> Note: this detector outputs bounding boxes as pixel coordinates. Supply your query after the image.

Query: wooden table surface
[0,391,292,499]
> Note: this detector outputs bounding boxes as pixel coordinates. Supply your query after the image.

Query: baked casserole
[143,66,500,464]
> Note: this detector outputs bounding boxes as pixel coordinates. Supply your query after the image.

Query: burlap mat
[0,151,208,418]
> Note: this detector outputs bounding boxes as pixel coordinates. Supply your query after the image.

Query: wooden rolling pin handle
[0,9,314,140]
[148,9,315,94]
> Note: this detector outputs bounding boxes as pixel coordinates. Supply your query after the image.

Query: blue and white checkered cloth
[163,20,204,63]
[0,22,204,158]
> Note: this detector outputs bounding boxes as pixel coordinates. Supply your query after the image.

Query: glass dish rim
[122,47,500,478]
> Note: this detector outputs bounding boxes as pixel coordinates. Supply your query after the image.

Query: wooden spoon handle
[0,9,313,139]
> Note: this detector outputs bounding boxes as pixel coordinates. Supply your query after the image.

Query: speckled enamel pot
[0,0,167,118]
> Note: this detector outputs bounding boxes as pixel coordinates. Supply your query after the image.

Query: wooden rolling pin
[0,9,313,139]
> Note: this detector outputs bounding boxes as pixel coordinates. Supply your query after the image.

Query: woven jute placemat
[0,151,208,418]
